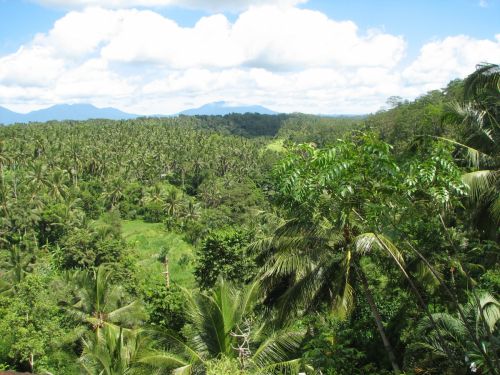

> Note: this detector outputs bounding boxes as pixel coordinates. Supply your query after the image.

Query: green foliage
[37,202,72,245]
[0,273,73,373]
[407,292,500,374]
[122,219,195,287]
[141,201,164,223]
[57,225,127,270]
[205,356,248,375]
[0,69,498,374]
[140,280,187,331]
[61,265,145,332]
[157,279,304,374]
[80,326,168,375]
[302,311,397,375]
[302,315,366,374]
[195,228,256,289]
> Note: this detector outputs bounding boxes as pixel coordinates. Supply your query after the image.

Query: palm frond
[252,330,303,369]
[490,193,500,223]
[172,364,194,375]
[426,136,489,168]
[153,329,204,364]
[257,358,302,374]
[260,249,312,280]
[138,352,189,368]
[474,292,500,334]
[240,279,261,317]
[464,63,500,100]
[355,233,405,265]
[107,300,147,326]
[461,170,497,201]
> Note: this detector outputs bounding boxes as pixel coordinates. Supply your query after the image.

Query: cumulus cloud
[32,0,308,12]
[0,6,498,114]
[403,34,500,90]
[94,6,405,70]
[0,46,65,87]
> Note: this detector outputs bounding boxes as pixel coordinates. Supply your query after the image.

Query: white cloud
[0,6,499,115]
[0,46,65,87]
[54,58,135,99]
[403,34,500,90]
[32,0,308,12]
[37,7,125,58]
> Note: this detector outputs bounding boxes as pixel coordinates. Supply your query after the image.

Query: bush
[140,279,186,331]
[194,228,256,289]
[142,201,165,223]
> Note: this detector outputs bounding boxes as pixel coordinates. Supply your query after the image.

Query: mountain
[0,104,139,125]
[0,102,280,125]
[179,101,277,116]
[0,106,23,124]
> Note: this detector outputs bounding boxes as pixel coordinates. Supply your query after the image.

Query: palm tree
[258,135,468,374]
[441,63,500,237]
[143,183,165,206]
[255,218,404,374]
[45,168,69,201]
[153,279,304,374]
[164,189,183,218]
[81,325,177,375]
[0,245,35,295]
[413,292,499,374]
[63,265,145,332]
[182,200,201,222]
[102,177,126,209]
[0,139,10,182]
[26,162,48,192]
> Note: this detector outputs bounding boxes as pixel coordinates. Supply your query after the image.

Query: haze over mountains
[0,102,279,125]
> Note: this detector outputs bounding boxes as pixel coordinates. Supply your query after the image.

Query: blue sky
[0,0,499,114]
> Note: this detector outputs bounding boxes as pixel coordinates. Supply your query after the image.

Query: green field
[265,138,285,152]
[121,220,195,288]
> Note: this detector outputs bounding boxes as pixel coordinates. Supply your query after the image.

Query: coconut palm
[257,135,469,374]
[63,265,145,331]
[0,245,36,295]
[81,325,179,375]
[164,189,183,218]
[43,168,70,202]
[413,292,499,374]
[26,162,49,192]
[441,63,500,237]
[102,177,126,209]
[255,217,405,374]
[153,279,304,374]
[182,200,201,222]
[143,183,166,206]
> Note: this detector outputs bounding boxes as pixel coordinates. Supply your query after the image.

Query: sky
[0,0,499,115]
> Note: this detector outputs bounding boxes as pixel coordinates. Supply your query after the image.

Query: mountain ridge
[0,104,138,125]
[0,102,364,125]
[0,102,280,125]
[179,101,277,116]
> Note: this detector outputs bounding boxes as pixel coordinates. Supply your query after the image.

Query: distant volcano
[178,101,277,116]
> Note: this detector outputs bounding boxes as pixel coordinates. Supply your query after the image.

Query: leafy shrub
[140,279,186,331]
[194,228,255,289]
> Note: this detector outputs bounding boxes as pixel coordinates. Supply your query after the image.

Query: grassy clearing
[121,220,195,288]
[265,138,286,153]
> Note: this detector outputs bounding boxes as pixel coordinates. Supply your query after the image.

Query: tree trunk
[358,268,401,375]
[29,353,34,373]
[163,256,170,289]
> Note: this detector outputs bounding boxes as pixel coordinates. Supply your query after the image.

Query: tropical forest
[0,62,498,374]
